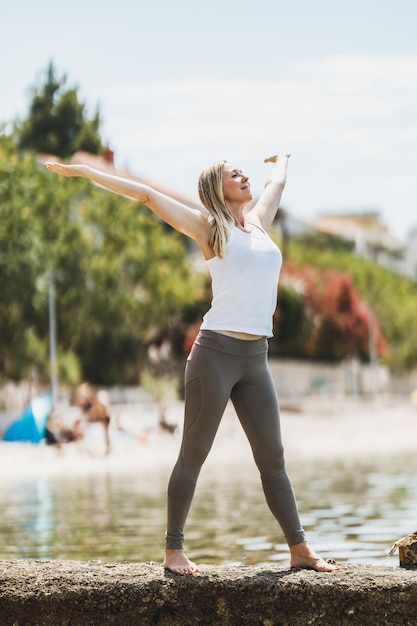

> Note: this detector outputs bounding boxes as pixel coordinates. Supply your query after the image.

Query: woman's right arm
[46,162,210,243]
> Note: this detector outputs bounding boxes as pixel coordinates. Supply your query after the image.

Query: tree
[14,61,103,158]
[279,235,417,372]
[0,140,205,385]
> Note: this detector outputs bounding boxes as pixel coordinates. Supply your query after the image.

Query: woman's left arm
[248,153,290,229]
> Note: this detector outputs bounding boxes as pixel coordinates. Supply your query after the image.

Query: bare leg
[163,549,201,575]
[289,541,339,572]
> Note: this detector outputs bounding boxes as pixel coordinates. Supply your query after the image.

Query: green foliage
[14,61,102,158]
[296,229,355,253]
[271,283,308,357]
[56,350,81,387]
[279,236,417,372]
[0,140,205,385]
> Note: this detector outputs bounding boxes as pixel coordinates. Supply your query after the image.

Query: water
[0,435,416,568]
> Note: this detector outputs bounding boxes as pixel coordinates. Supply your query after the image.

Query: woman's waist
[212,329,265,341]
[194,329,268,356]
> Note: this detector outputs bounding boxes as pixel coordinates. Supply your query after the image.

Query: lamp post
[48,269,58,409]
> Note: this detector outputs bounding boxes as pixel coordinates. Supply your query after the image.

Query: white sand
[1,394,416,480]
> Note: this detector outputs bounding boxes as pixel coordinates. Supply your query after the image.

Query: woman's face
[222,162,252,206]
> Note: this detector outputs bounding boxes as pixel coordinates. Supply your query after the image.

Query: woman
[46,154,338,575]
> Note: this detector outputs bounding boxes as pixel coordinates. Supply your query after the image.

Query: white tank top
[200,223,282,337]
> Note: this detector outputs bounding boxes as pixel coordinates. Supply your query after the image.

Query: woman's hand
[264,153,291,164]
[46,162,89,177]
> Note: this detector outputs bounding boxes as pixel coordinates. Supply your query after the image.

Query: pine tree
[15,61,103,158]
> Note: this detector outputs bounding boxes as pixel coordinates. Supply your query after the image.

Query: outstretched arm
[247,153,290,230]
[46,162,210,243]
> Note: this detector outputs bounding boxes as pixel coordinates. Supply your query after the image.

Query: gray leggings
[166,330,306,549]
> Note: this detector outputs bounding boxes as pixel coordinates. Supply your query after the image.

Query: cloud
[100,55,417,238]
[104,55,417,141]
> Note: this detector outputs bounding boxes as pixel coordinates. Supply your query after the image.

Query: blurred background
[1,0,417,569]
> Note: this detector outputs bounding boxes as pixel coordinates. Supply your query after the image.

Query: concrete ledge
[1,560,417,625]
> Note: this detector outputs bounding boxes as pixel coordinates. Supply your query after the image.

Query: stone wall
[268,358,392,398]
[1,560,416,626]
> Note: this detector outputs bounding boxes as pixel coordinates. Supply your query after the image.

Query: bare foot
[163,549,201,575]
[289,541,339,572]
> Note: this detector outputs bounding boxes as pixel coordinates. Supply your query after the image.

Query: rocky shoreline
[1,560,417,625]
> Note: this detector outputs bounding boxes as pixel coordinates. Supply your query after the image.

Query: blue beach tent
[2,393,52,443]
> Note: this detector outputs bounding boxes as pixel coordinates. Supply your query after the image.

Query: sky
[1,0,417,241]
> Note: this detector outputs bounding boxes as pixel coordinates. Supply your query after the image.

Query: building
[398,227,417,280]
[310,210,404,271]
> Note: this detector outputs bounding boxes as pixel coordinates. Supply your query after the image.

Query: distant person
[45,412,83,446]
[46,153,338,574]
[74,383,111,454]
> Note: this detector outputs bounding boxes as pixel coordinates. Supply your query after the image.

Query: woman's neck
[229,205,245,228]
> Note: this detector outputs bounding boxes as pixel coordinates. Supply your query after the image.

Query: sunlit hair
[198,160,234,258]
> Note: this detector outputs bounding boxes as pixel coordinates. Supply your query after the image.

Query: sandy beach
[1,394,416,479]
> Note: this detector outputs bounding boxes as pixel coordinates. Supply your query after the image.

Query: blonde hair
[198,160,234,258]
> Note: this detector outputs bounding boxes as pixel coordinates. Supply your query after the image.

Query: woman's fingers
[45,162,80,177]
[264,153,291,164]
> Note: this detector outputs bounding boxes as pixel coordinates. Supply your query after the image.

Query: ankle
[289,540,309,555]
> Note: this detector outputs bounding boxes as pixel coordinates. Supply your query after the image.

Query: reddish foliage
[280,262,387,360]
[182,320,202,354]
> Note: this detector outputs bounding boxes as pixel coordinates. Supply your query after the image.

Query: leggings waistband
[194,330,268,357]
